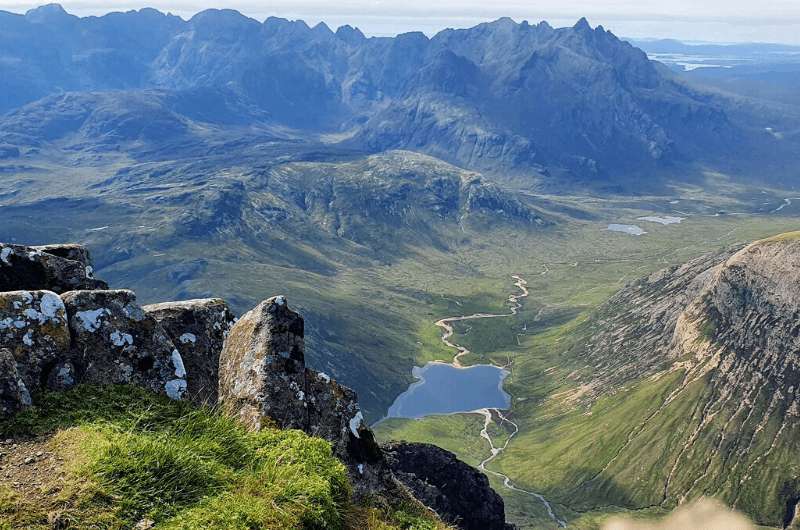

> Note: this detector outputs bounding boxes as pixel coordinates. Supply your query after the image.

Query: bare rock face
[33,244,95,272]
[381,441,512,530]
[0,290,71,398]
[60,289,187,399]
[306,369,386,492]
[144,298,235,405]
[219,296,306,430]
[219,296,391,496]
[0,348,31,418]
[0,243,107,294]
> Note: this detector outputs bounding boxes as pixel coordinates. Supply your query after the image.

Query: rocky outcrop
[305,368,387,492]
[572,246,741,397]
[61,289,187,399]
[382,441,511,530]
[144,298,235,405]
[0,348,31,417]
[0,240,507,527]
[0,243,107,294]
[219,296,306,430]
[218,295,389,495]
[0,290,70,406]
[32,244,96,273]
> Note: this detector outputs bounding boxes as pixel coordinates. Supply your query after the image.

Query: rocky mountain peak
[573,16,592,32]
[335,24,366,45]
[24,3,73,23]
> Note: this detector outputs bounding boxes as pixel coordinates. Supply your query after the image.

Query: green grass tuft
[0,385,421,530]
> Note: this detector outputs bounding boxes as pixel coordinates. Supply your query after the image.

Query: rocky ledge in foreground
[0,241,512,529]
[383,441,514,530]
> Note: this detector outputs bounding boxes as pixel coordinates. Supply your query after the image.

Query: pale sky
[2,0,800,44]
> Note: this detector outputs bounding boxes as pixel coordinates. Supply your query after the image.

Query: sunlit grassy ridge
[0,386,445,530]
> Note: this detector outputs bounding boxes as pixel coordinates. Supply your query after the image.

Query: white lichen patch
[349,411,364,439]
[171,349,187,378]
[357,463,364,475]
[123,304,145,322]
[274,295,286,306]
[40,292,65,319]
[75,308,109,332]
[317,372,331,383]
[0,247,14,265]
[179,333,197,344]
[165,378,187,400]
[110,330,134,347]
[22,330,33,346]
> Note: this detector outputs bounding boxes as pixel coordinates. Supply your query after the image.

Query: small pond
[607,223,646,235]
[385,362,511,419]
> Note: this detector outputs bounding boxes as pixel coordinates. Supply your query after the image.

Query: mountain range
[2,4,799,185]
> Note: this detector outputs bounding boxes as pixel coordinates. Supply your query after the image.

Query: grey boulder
[381,441,512,530]
[144,298,235,405]
[0,243,107,294]
[219,295,306,430]
[0,290,71,396]
[60,289,187,399]
[218,296,392,496]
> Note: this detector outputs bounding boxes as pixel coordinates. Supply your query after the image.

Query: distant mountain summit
[0,4,797,184]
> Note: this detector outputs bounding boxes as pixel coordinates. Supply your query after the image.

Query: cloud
[602,498,755,530]
[1,1,800,43]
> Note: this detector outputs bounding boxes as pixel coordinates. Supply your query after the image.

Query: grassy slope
[375,199,800,528]
[0,386,445,530]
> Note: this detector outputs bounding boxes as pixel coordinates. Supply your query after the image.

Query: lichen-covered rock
[219,295,306,430]
[218,295,395,498]
[0,290,70,395]
[0,348,31,418]
[306,368,386,494]
[60,289,187,399]
[143,298,235,405]
[381,441,512,530]
[0,243,107,294]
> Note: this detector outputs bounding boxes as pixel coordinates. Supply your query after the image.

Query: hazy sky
[2,0,800,44]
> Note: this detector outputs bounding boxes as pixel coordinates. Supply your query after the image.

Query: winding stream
[433,276,567,527]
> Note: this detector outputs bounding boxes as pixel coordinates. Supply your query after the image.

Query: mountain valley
[1,4,800,529]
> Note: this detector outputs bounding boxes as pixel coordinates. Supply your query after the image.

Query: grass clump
[0,385,352,529]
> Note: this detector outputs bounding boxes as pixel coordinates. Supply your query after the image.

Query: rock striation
[382,441,513,530]
[569,232,800,526]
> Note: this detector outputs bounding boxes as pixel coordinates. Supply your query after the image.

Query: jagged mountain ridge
[1,4,797,182]
[557,233,800,526]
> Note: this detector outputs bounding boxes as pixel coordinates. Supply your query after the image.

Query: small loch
[386,362,511,419]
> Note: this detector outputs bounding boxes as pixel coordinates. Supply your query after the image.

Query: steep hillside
[1,5,798,183]
[490,233,800,527]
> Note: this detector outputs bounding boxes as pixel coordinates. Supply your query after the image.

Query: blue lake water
[385,362,511,419]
